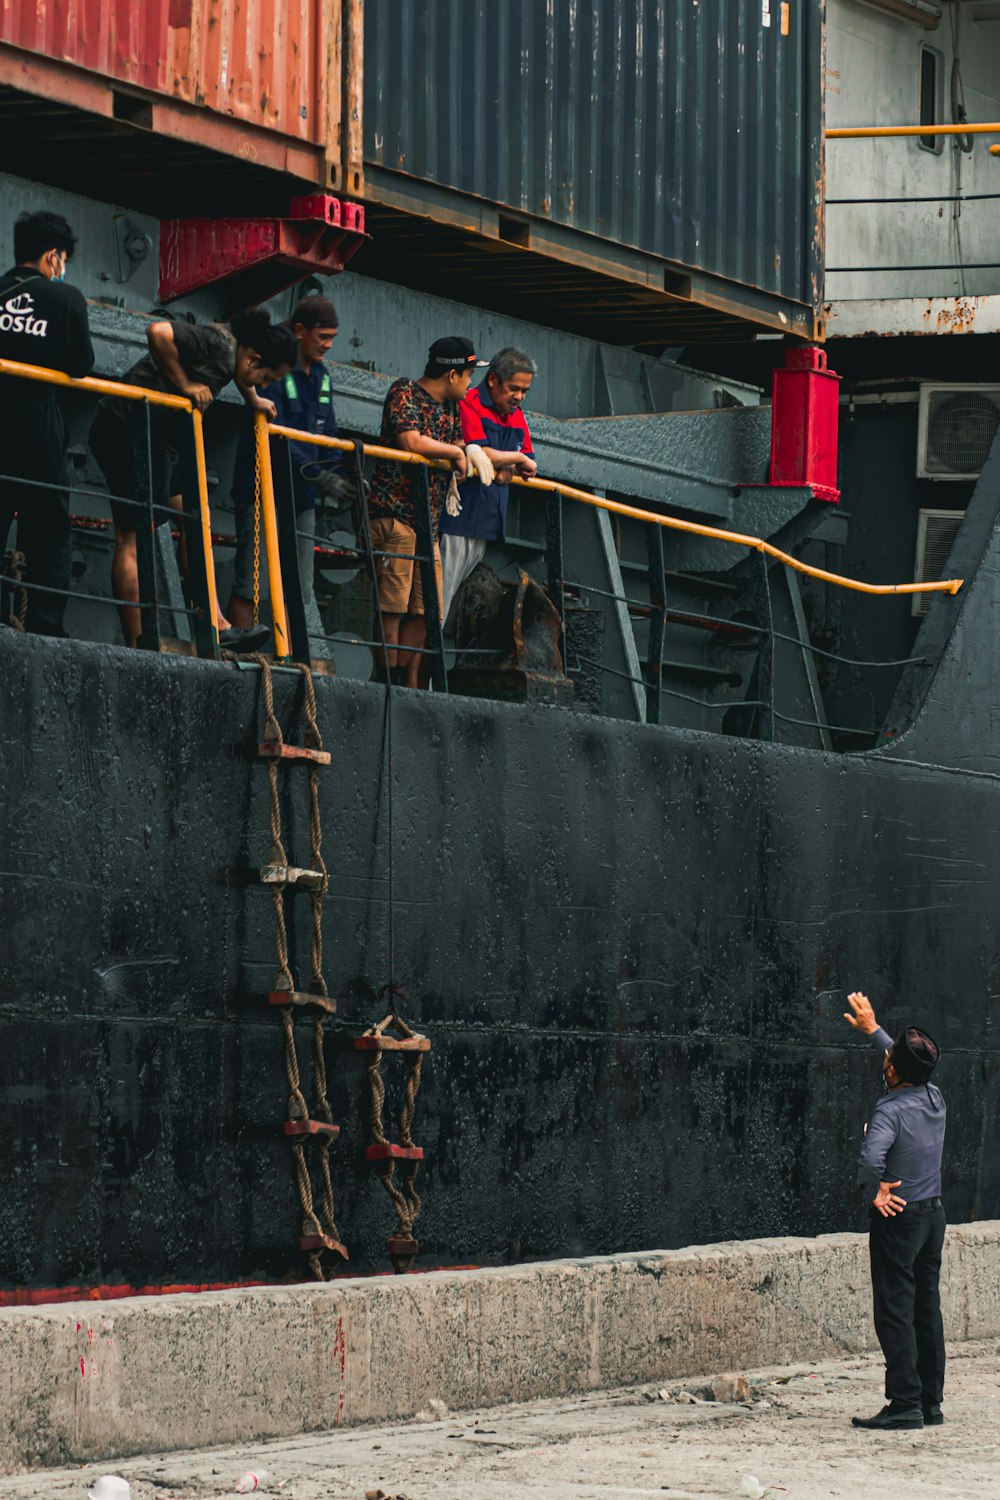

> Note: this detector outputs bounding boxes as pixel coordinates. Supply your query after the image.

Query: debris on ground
[738,1477,770,1499]
[710,1373,751,1403]
[415,1398,449,1422]
[234,1473,269,1494]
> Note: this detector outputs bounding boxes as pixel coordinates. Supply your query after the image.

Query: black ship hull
[2,604,997,1289]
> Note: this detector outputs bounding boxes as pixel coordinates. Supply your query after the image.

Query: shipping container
[0,0,363,213]
[363,0,825,341]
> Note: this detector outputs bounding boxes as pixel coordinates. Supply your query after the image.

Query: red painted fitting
[769,345,842,503]
[159,195,367,303]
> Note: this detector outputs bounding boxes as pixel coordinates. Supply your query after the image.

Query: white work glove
[445,473,463,517]
[464,443,495,486]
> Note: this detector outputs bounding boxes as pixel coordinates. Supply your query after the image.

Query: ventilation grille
[912,508,964,617]
[917,384,1000,479]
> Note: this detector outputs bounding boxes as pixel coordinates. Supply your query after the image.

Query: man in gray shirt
[844,990,946,1430]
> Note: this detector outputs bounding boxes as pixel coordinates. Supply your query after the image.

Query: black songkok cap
[891,1026,940,1084]
[291,295,339,329]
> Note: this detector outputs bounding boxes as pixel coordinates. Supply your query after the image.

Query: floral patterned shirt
[368,378,462,531]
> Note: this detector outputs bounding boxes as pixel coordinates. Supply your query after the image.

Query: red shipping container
[0,0,364,196]
[769,346,841,503]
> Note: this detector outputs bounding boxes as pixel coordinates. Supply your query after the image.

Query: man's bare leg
[373,611,402,681]
[226,593,255,629]
[112,527,142,648]
[168,492,232,632]
[398,614,427,689]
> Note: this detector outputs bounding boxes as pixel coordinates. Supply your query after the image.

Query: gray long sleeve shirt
[857,1026,946,1202]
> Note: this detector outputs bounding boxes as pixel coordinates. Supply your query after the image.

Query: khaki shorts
[368,516,443,617]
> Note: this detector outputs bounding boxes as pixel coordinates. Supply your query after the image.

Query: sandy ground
[4,1339,999,1500]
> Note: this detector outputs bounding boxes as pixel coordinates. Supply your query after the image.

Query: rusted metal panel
[364,0,824,327]
[1,0,317,140]
[825,295,1000,340]
[0,0,365,194]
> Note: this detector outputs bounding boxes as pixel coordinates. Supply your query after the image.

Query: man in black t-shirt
[89,309,294,649]
[0,210,94,636]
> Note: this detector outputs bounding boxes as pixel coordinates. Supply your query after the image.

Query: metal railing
[0,354,223,656]
[254,410,964,743]
[826,122,1000,140]
[0,354,966,744]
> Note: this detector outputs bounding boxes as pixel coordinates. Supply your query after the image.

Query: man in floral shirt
[367,336,485,687]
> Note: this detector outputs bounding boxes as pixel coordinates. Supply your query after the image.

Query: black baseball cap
[427,336,488,371]
[890,1027,940,1084]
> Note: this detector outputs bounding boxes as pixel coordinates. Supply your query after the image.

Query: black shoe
[852,1403,924,1430]
[922,1403,944,1426]
[219,624,271,653]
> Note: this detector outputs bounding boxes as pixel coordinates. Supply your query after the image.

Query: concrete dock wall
[3,1223,999,1474]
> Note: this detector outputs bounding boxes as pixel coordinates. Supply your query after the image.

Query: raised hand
[844,990,878,1035]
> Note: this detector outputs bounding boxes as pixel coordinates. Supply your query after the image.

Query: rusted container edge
[0,0,366,191]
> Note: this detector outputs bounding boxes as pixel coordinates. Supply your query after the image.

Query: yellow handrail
[0,356,964,618]
[189,408,221,652]
[266,426,964,600]
[253,411,291,659]
[0,355,224,645]
[0,355,193,408]
[827,122,1000,139]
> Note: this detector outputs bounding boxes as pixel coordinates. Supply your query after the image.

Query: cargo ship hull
[3,608,998,1289]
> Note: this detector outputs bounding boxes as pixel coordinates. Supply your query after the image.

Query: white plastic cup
[235,1472,268,1494]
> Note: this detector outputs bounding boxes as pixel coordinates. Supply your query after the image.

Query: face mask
[51,254,66,282]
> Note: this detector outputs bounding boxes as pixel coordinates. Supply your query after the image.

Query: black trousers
[0,447,71,637]
[869,1198,946,1408]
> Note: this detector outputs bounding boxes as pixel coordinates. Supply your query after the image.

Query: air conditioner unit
[916,384,1000,480]
[912,508,964,616]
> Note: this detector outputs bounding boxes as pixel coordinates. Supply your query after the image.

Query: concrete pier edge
[3,1223,999,1474]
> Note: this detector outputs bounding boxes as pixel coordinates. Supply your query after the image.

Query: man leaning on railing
[366,336,491,689]
[0,210,94,637]
[88,307,296,652]
[439,346,539,629]
[227,294,350,630]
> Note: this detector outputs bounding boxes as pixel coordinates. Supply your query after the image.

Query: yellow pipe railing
[0,355,224,649]
[0,353,965,651]
[827,122,1000,139]
[253,411,291,659]
[266,426,964,600]
[189,408,221,653]
[0,355,193,408]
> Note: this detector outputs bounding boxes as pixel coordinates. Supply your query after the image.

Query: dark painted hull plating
[1,610,998,1288]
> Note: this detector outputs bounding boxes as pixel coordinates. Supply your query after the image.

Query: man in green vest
[227,294,346,628]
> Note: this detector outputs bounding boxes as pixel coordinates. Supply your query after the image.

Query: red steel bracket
[159,195,367,303]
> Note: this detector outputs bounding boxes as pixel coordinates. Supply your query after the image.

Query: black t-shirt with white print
[0,265,94,447]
